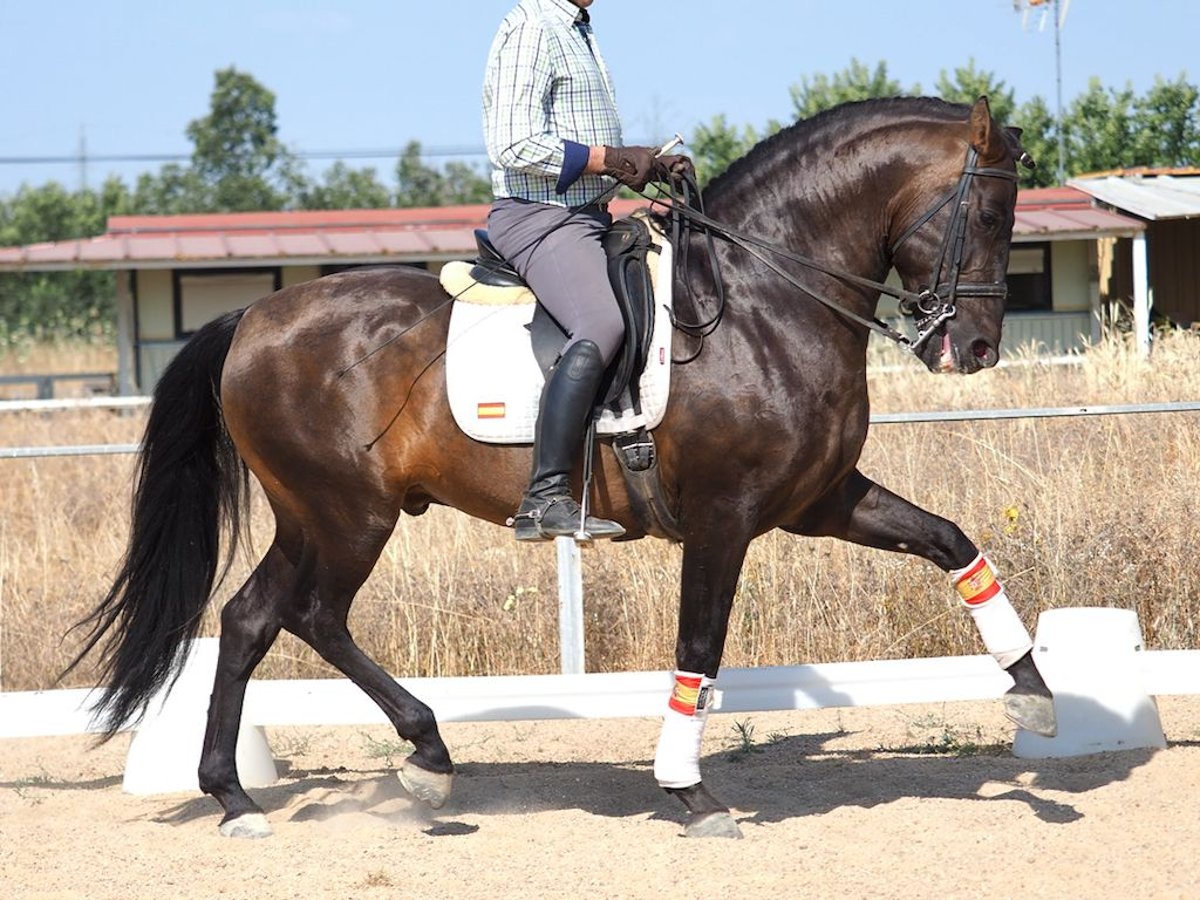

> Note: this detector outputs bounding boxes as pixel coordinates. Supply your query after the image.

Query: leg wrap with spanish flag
[653,672,717,789]
[951,552,1032,669]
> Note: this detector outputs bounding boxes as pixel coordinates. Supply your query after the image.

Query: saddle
[439,211,683,542]
[470,215,658,410]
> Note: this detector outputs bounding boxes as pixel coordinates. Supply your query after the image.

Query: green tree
[299,162,392,210]
[1012,95,1059,187]
[394,141,491,207]
[0,178,129,341]
[934,59,1017,124]
[441,161,494,205]
[688,114,766,185]
[184,67,301,211]
[1130,73,1200,167]
[1064,78,1138,175]
[131,164,208,215]
[790,59,916,119]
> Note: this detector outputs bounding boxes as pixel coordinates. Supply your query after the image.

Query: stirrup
[507,496,624,543]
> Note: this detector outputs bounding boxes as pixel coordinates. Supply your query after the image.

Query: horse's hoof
[1004,688,1057,737]
[685,812,744,839]
[218,812,273,839]
[398,758,453,809]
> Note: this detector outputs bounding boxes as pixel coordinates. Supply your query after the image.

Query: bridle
[887,145,1019,347]
[654,143,1020,354]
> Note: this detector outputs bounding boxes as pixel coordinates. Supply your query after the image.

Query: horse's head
[889,97,1025,374]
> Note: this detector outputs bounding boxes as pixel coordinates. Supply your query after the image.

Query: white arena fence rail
[3,397,1200,748]
[5,647,1200,741]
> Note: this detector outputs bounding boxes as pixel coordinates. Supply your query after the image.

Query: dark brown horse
[73,96,1055,840]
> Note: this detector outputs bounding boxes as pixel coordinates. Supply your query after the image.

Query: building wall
[283,265,321,287]
[1050,241,1091,313]
[135,270,175,340]
[1149,219,1200,326]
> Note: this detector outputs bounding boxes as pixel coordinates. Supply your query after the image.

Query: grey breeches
[487,198,625,365]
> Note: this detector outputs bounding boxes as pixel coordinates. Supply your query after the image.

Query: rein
[655,145,1019,354]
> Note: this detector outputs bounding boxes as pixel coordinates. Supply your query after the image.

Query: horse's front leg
[657,518,754,839]
[793,469,1056,737]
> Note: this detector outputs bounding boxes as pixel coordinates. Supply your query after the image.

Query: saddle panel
[462,215,661,406]
[443,212,674,444]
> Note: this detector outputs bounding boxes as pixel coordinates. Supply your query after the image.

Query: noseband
[655,143,1020,354]
[888,146,1019,347]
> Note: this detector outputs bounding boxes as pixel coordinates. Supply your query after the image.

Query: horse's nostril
[972,340,998,366]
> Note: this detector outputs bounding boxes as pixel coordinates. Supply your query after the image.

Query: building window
[1006,243,1052,312]
[172,268,281,337]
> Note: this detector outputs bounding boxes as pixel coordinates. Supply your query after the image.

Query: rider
[483,0,694,542]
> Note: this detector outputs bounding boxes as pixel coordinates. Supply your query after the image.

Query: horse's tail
[63,308,249,737]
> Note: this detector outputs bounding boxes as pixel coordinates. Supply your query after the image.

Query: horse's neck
[703,121,930,290]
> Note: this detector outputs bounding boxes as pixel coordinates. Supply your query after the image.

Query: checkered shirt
[483,0,624,208]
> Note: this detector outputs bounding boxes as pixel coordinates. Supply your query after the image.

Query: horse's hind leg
[792,469,1056,736]
[282,527,454,808]
[198,544,288,838]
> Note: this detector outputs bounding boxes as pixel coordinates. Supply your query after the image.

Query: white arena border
[5,650,1200,740]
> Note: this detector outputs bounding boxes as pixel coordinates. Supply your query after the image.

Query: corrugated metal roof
[0,192,1142,272]
[1014,186,1144,240]
[1068,171,1200,221]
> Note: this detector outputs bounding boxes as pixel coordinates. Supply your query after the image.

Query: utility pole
[78,126,89,191]
[1015,0,1071,184]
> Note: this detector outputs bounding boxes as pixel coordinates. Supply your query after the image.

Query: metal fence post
[555,536,585,674]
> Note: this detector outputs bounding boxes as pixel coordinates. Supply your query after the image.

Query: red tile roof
[0,191,1142,272]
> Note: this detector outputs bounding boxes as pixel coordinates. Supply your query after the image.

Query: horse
[71,96,1056,840]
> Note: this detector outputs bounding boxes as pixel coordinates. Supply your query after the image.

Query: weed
[12,771,55,804]
[726,719,788,759]
[888,714,1007,757]
[360,732,414,768]
[358,870,393,888]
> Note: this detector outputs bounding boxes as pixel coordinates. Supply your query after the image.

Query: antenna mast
[1015,0,1071,183]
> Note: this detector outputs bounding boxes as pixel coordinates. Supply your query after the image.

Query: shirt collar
[535,0,589,26]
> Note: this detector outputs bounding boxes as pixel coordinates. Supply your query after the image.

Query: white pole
[555,536,585,674]
[1132,231,1151,358]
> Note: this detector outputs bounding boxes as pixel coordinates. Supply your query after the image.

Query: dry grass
[2,331,1199,691]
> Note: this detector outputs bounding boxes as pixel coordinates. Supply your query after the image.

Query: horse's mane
[702,96,972,206]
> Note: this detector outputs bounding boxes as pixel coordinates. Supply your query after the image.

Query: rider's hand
[651,154,695,186]
[600,145,658,191]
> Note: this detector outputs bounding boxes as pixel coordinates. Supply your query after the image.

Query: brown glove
[651,154,696,185]
[601,145,658,191]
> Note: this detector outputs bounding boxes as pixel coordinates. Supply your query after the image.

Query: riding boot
[512,340,625,542]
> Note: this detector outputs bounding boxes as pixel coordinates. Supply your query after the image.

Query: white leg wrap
[653,672,716,789]
[951,552,1032,669]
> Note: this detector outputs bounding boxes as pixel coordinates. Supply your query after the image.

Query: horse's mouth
[929,332,999,374]
[933,332,957,373]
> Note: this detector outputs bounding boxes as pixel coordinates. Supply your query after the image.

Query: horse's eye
[978,209,999,228]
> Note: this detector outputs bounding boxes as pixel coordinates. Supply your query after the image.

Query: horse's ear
[968,95,1005,164]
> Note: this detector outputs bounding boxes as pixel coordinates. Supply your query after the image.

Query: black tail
[64,309,249,736]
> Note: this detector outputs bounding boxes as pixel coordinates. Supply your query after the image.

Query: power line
[0,145,491,167]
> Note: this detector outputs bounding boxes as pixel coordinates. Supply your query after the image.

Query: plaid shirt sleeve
[483,2,624,207]
[485,21,566,177]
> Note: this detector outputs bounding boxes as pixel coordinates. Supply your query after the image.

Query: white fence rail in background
[4,400,1200,459]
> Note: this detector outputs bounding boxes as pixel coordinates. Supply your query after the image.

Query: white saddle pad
[443,215,673,444]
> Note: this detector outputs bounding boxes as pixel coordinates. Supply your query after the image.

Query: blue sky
[1,0,1194,196]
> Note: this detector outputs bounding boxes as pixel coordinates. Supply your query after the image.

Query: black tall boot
[511,340,625,542]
